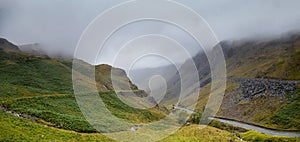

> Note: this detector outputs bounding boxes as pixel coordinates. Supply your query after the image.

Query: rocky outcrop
[218,78,300,129]
[0,38,20,51]
[232,78,298,101]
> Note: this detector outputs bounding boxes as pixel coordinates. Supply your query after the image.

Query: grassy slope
[270,88,300,129]
[0,39,240,142]
[0,110,114,142]
[0,46,139,102]
[226,35,300,80]
[160,125,236,142]
[241,131,300,142]
[0,43,165,133]
[6,92,165,133]
[0,111,237,142]
[0,49,73,96]
[2,109,298,142]
[7,95,96,133]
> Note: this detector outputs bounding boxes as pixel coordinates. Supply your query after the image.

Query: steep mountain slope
[0,38,19,51]
[0,38,165,133]
[128,34,300,118]
[224,34,300,80]
[215,34,300,130]
[188,34,300,130]
[144,33,300,131]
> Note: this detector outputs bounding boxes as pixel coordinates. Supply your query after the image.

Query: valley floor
[1,108,300,142]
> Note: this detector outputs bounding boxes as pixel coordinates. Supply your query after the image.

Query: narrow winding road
[174,106,300,137]
[209,117,300,137]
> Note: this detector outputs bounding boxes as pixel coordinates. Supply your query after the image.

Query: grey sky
[1,0,300,68]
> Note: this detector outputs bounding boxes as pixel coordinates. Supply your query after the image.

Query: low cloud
[1,0,300,68]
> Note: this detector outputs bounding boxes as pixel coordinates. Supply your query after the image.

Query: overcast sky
[1,0,300,69]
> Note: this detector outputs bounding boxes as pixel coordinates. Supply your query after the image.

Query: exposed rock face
[0,38,6,45]
[0,38,20,51]
[232,78,298,101]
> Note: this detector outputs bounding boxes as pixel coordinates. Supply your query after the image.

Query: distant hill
[19,43,48,57]
[129,64,178,92]
[0,38,20,51]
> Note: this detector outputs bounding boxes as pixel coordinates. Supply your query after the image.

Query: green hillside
[0,38,165,133]
[270,88,300,129]
[0,109,114,142]
[2,109,297,142]
[226,34,300,80]
[1,36,300,141]
[0,38,244,142]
